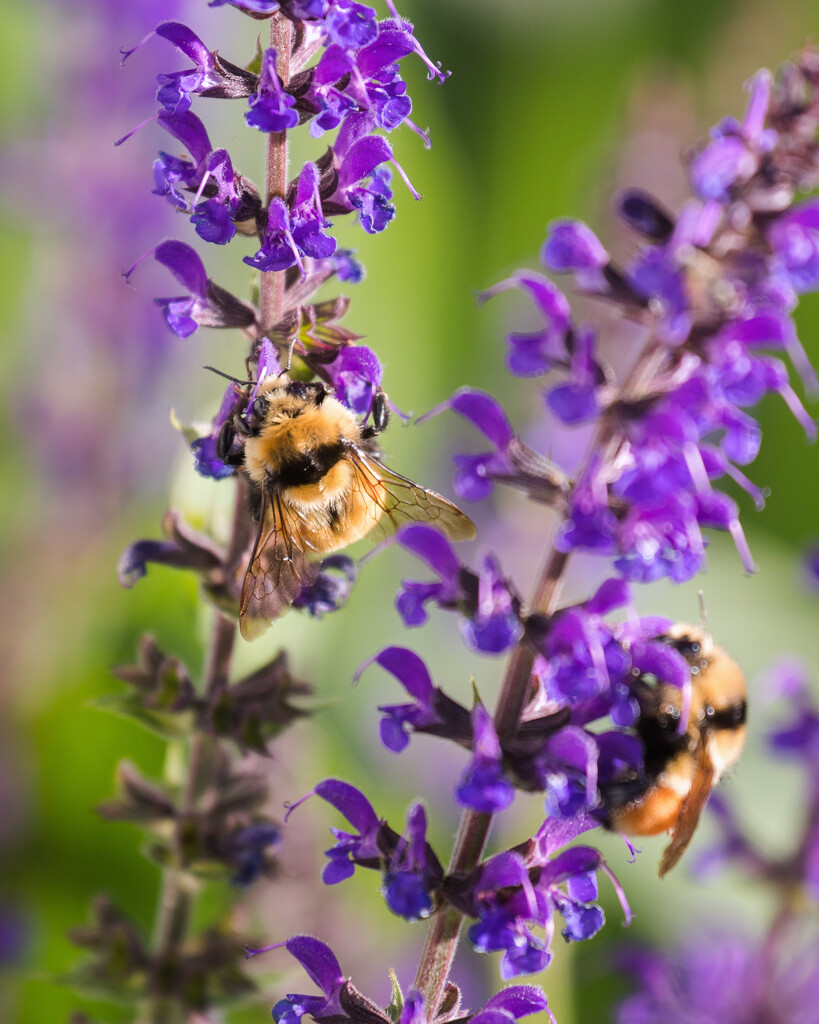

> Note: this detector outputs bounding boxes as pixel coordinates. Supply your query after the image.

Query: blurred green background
[1,0,818,1021]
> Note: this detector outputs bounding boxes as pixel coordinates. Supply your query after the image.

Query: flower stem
[145,15,295,1012]
[413,332,667,1011]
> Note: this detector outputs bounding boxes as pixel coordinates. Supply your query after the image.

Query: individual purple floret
[456,705,514,813]
[192,383,242,479]
[417,388,570,506]
[326,2,378,50]
[121,22,258,114]
[294,779,444,921]
[125,240,258,337]
[323,344,382,418]
[225,822,281,886]
[291,555,357,617]
[246,47,300,132]
[245,163,336,276]
[392,524,524,654]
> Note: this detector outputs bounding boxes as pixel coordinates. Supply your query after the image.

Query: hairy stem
[413,333,667,1011]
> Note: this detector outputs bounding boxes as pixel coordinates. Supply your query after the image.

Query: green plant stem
[412,334,667,1012]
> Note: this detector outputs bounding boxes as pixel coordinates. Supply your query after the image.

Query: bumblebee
[603,625,746,876]
[216,373,476,640]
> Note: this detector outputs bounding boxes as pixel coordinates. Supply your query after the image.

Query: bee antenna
[697,589,708,629]
[203,365,255,386]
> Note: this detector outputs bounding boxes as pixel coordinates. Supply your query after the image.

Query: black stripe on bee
[705,700,747,731]
[273,441,346,489]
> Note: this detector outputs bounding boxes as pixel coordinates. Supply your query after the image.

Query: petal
[397,523,461,580]
[314,779,379,835]
[154,240,209,298]
[284,936,344,997]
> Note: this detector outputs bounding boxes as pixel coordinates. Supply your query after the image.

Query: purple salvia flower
[479,271,573,377]
[456,704,514,812]
[324,345,382,418]
[309,779,444,920]
[246,48,299,133]
[615,925,819,1024]
[381,802,437,920]
[191,383,242,479]
[271,936,346,1024]
[312,778,381,884]
[393,524,523,654]
[210,0,281,12]
[541,219,610,292]
[291,555,357,617]
[151,109,213,208]
[125,240,258,337]
[767,198,819,292]
[357,645,471,753]
[688,69,775,203]
[122,22,257,115]
[326,1,379,50]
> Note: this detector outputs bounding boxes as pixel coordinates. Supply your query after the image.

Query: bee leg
[217,415,251,466]
[361,388,390,439]
[233,413,253,436]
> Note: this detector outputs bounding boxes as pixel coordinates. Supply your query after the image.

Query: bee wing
[658,740,716,877]
[347,447,477,542]
[239,487,319,641]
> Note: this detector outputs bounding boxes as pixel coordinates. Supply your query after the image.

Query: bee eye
[251,396,269,421]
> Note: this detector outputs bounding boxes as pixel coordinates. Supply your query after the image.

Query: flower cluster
[120,4,444,337]
[290,769,634,978]
[248,935,554,1024]
[445,52,819,587]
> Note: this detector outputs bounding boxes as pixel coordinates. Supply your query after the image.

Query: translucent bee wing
[348,447,477,542]
[658,740,716,877]
[239,488,319,641]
